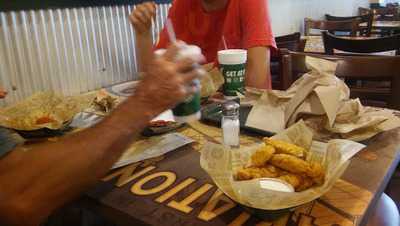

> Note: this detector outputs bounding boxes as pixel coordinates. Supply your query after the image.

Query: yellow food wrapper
[200,121,365,210]
[0,92,94,130]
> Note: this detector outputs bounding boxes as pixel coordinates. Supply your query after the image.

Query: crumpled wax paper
[245,56,400,141]
[0,92,94,131]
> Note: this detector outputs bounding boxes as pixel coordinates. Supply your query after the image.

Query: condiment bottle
[222,101,240,148]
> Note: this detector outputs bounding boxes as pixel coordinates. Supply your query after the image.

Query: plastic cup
[154,45,203,123]
[218,49,247,99]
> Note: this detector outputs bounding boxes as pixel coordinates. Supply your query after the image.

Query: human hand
[134,43,205,113]
[129,2,156,34]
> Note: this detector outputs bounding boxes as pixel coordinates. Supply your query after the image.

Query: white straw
[165,18,177,44]
[222,36,228,49]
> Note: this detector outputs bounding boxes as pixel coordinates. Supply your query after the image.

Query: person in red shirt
[130,0,277,89]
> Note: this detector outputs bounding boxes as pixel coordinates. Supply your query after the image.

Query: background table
[360,21,400,36]
[303,35,396,55]
[85,122,400,226]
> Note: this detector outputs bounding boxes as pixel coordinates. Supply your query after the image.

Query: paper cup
[218,49,247,98]
[154,46,203,123]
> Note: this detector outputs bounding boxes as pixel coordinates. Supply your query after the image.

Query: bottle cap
[222,101,240,116]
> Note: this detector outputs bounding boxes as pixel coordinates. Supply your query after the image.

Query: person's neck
[201,0,228,12]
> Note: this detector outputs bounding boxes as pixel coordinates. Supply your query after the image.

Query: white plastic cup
[218,49,247,99]
[154,45,204,123]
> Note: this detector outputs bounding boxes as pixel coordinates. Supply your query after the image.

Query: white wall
[269,0,370,36]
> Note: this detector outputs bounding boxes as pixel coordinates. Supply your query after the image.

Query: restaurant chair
[322,31,400,55]
[281,51,400,109]
[373,6,400,21]
[271,32,307,90]
[359,7,372,16]
[359,6,399,21]
[304,18,361,37]
[325,13,373,36]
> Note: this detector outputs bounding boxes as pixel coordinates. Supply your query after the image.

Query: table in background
[85,121,400,226]
[361,21,400,35]
[303,35,395,55]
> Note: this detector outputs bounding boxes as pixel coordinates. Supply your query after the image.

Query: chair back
[281,51,400,109]
[275,32,307,52]
[359,6,400,21]
[304,18,360,36]
[322,31,400,55]
[271,33,307,90]
[325,13,374,36]
[335,56,400,109]
[373,7,400,21]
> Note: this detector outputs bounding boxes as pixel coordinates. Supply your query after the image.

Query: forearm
[0,97,159,226]
[245,47,271,89]
[136,32,154,72]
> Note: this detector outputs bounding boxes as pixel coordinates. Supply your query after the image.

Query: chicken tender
[270,154,311,175]
[236,166,279,181]
[264,164,280,176]
[278,174,302,189]
[307,162,325,185]
[251,145,276,167]
[296,176,315,192]
[264,138,306,158]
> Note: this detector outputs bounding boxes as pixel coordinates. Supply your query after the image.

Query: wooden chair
[304,18,360,37]
[359,6,400,21]
[281,51,400,109]
[322,31,400,55]
[359,7,372,16]
[325,13,374,36]
[271,32,307,90]
[374,7,400,21]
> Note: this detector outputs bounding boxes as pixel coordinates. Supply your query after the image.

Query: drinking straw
[165,18,177,44]
[222,36,228,49]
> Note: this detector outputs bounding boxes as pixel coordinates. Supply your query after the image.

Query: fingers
[129,2,156,32]
[142,2,156,19]
[134,7,150,25]
[175,58,195,73]
[180,69,204,84]
[129,15,146,32]
[163,44,180,61]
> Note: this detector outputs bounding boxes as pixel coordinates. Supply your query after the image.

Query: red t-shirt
[155,0,277,64]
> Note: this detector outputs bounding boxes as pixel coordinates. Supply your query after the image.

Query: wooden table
[303,36,372,54]
[85,122,400,226]
[303,35,396,55]
[361,21,400,35]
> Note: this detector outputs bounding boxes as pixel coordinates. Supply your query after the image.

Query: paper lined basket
[200,121,365,210]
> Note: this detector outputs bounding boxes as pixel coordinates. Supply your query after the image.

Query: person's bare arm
[0,45,201,226]
[245,46,271,89]
[129,2,157,72]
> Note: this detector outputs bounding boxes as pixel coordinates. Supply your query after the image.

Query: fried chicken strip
[307,162,325,185]
[236,166,279,181]
[264,138,307,158]
[270,154,311,175]
[251,145,276,167]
